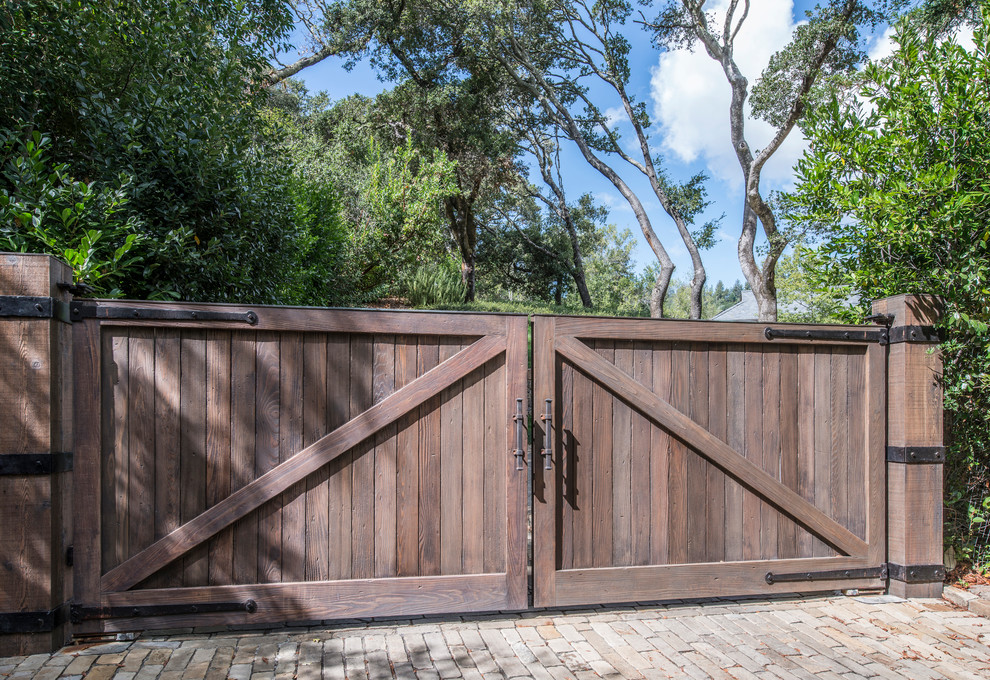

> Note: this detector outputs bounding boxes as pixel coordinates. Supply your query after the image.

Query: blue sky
[285,0,897,289]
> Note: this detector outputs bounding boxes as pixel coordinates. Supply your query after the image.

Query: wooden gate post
[0,253,74,655]
[872,294,945,598]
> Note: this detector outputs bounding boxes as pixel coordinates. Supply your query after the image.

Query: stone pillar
[873,294,945,598]
[0,253,74,655]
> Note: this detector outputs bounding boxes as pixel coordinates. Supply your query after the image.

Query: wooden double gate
[71,301,885,634]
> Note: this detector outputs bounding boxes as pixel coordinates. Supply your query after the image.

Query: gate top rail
[67,299,522,335]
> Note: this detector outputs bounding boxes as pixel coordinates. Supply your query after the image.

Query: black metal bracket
[887,446,945,464]
[0,452,73,475]
[511,398,526,471]
[70,600,257,623]
[57,281,95,296]
[887,563,945,583]
[0,604,68,634]
[540,399,552,470]
[765,564,887,585]
[887,325,941,344]
[764,327,887,344]
[0,295,72,323]
[70,302,258,325]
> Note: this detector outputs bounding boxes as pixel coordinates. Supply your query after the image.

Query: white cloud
[603,106,626,127]
[649,0,808,190]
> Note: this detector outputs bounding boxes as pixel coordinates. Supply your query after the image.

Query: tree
[784,13,990,561]
[645,0,893,320]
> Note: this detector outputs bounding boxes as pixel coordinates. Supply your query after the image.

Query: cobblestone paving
[3,595,990,680]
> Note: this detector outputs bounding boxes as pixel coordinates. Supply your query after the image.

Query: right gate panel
[532,316,886,607]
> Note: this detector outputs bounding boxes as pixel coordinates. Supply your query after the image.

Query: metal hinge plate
[765,565,887,585]
[887,446,945,464]
[70,600,257,623]
[0,295,72,323]
[70,302,258,325]
[764,327,887,344]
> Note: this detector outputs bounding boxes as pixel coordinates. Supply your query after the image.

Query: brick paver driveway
[3,595,990,680]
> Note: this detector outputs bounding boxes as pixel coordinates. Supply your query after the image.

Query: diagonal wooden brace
[101,334,507,593]
[555,336,868,558]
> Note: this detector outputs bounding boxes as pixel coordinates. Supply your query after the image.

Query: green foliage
[785,12,990,564]
[775,246,850,323]
[402,263,467,307]
[660,276,745,320]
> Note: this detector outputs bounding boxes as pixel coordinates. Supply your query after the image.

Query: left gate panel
[72,305,528,633]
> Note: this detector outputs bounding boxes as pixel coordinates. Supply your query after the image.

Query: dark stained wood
[611,342,633,567]
[483,356,506,574]
[552,316,873,344]
[532,317,556,606]
[504,316,528,610]
[150,329,181,589]
[761,347,780,560]
[374,335,397,579]
[206,331,232,586]
[279,334,304,583]
[830,348,849,544]
[105,333,128,571]
[847,349,867,542]
[555,337,867,558]
[350,334,375,579]
[778,347,799,559]
[706,345,726,564]
[553,556,883,607]
[813,348,832,558]
[742,347,762,561]
[102,334,506,592]
[180,331,208,586]
[796,347,816,558]
[667,343,689,565]
[254,332,281,584]
[303,335,329,582]
[230,333,257,585]
[631,343,652,567]
[650,343,671,566]
[439,338,463,577]
[128,331,155,563]
[724,347,744,562]
[326,334,352,580]
[686,344,708,563]
[591,341,614,569]
[570,347,594,570]
[417,338,441,576]
[395,335,419,577]
[866,343,886,567]
[94,574,510,631]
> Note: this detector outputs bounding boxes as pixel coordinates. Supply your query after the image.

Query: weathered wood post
[0,253,74,655]
[873,294,945,598]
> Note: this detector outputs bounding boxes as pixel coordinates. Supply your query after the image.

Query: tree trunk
[571,265,592,309]
[649,265,674,318]
[445,195,478,302]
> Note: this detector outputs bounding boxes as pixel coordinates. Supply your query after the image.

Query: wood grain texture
[279,334,304,583]
[650,343,672,566]
[503,316,528,610]
[417,338,440,576]
[483,357,506,574]
[303,335,329,582]
[778,348,799,559]
[761,347,780,560]
[611,342,633,567]
[180,331,208,586]
[706,345,726,564]
[742,347,762,561]
[532,318,556,606]
[230,333,257,585]
[101,334,506,592]
[686,345,708,564]
[724,347,744,562]
[395,336,419,577]
[254,332,281,584]
[591,341,613,569]
[206,331,232,586]
[73,320,102,604]
[439,338,463,577]
[630,342,652,567]
[350,334,375,580]
[374,335,398,579]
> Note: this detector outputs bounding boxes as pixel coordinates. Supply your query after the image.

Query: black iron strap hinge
[887,446,945,464]
[766,562,946,585]
[70,302,258,325]
[0,452,73,475]
[71,600,257,623]
[0,295,72,323]
[764,327,888,344]
[765,564,888,585]
[887,325,941,344]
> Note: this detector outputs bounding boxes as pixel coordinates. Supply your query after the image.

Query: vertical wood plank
[279,334,304,583]
[631,342,652,567]
[761,347,780,560]
[571,353,595,569]
[813,348,833,558]
[865,343,886,566]
[504,317,529,609]
[650,343,672,565]
[724,347,745,562]
[180,331,208,586]
[395,335,420,576]
[830,348,850,543]
[742,347,762,561]
[230,332,257,585]
[559,355,574,572]
[326,334,351,580]
[533,318,556,605]
[706,344,726,563]
[304,334,329,582]
[667,343,689,565]
[150,330,181,588]
[206,331,232,585]
[73,319,102,605]
[483,357,506,574]
[350,334,375,579]
[686,344,708,563]
[847,350,867,542]
[104,333,128,571]
[127,330,155,562]
[591,341,614,569]
[778,347,799,559]
[797,347,816,558]
[439,337,463,576]
[418,338,440,576]
[254,332,281,583]
[374,335,397,578]
[611,341,633,567]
